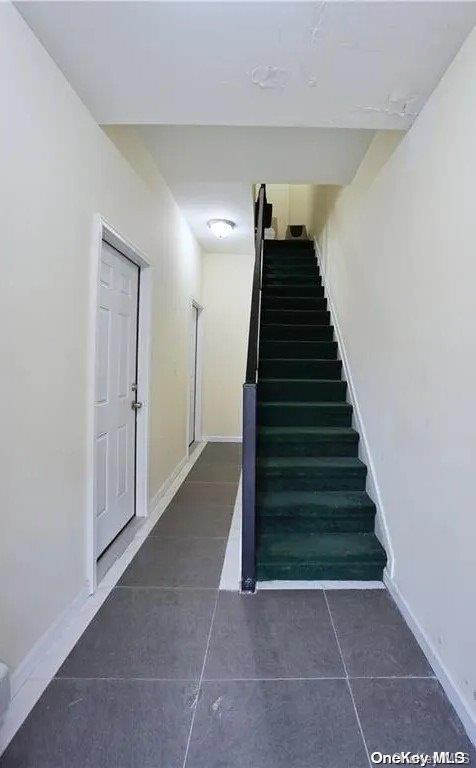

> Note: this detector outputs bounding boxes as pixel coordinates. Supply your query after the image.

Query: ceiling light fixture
[207,219,236,239]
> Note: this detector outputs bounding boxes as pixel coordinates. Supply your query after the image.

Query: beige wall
[315,32,476,731]
[266,184,315,238]
[201,253,254,438]
[0,5,201,674]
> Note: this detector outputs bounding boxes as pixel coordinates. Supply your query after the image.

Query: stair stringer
[314,237,395,579]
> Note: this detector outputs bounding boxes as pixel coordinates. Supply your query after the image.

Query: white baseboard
[9,585,90,701]
[314,237,394,576]
[257,580,385,590]
[314,238,475,746]
[385,572,476,746]
[0,441,206,757]
[148,454,188,514]
[202,435,242,443]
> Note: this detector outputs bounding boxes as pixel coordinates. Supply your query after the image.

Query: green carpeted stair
[256,239,386,581]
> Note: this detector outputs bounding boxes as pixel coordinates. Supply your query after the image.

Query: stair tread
[263,280,320,295]
[261,324,331,330]
[262,310,327,315]
[259,400,351,408]
[261,339,335,345]
[258,456,365,470]
[257,531,386,563]
[260,358,338,363]
[259,426,357,437]
[257,489,375,511]
[259,378,342,384]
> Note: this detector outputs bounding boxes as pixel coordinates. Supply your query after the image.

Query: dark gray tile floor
[2,442,474,767]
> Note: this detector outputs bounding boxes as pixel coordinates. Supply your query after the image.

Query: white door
[188,305,199,447]
[94,241,139,556]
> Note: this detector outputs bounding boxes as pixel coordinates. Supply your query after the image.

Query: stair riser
[263,260,321,275]
[259,406,352,427]
[263,266,318,275]
[263,278,322,288]
[257,515,375,534]
[260,341,337,359]
[261,325,333,341]
[263,286,324,297]
[262,297,327,310]
[264,269,319,278]
[258,380,347,401]
[263,259,320,274]
[258,475,366,492]
[262,310,330,325]
[259,359,341,379]
[264,245,314,256]
[258,440,358,457]
[257,563,385,581]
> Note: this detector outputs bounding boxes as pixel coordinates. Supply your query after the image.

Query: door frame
[187,299,203,454]
[86,215,153,594]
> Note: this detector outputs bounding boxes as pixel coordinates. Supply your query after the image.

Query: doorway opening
[188,300,203,450]
[95,241,139,557]
[88,218,153,593]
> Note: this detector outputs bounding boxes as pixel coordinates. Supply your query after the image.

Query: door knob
[131,401,143,410]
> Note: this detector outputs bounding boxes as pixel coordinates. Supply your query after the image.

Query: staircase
[255,239,387,582]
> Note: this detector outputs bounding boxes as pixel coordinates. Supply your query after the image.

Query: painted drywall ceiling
[170,181,256,254]
[137,125,374,184]
[16,1,476,130]
[110,124,373,252]
[130,124,375,252]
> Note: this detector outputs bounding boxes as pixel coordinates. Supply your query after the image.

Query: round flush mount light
[207,219,236,239]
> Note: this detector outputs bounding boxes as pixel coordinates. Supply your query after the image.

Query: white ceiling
[165,180,256,254]
[132,124,375,252]
[16,1,476,252]
[16,1,476,129]
[137,125,374,184]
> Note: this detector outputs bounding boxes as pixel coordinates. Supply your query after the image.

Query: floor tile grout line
[185,481,239,486]
[114,585,219,591]
[183,479,240,485]
[182,590,220,768]
[53,676,202,683]
[323,590,373,768]
[141,535,228,541]
[52,673,438,683]
[201,674,437,682]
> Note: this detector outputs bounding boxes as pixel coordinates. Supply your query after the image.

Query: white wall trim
[219,475,242,591]
[384,572,476,746]
[86,215,153,595]
[203,435,242,443]
[257,580,385,591]
[314,237,395,578]
[0,441,206,757]
[8,586,90,702]
[187,299,204,453]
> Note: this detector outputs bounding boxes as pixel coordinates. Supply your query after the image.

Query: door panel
[95,241,139,556]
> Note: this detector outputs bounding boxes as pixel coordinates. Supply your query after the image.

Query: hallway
[1,443,473,767]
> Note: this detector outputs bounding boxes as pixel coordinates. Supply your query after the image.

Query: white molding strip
[9,586,90,701]
[314,237,395,577]
[385,572,476,746]
[219,475,242,591]
[202,435,242,443]
[0,441,206,757]
[257,580,385,590]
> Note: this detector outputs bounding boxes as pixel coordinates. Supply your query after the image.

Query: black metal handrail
[245,184,267,383]
[242,184,267,592]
